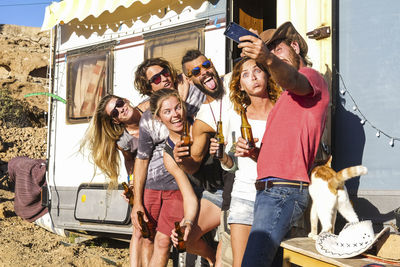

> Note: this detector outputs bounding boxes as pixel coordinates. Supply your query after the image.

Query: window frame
[65,41,116,124]
[143,19,207,72]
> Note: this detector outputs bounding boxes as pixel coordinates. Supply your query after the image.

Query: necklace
[208,98,223,128]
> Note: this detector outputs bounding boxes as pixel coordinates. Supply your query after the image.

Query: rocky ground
[0,24,131,267]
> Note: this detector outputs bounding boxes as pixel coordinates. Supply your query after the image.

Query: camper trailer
[41,0,333,238]
[41,0,399,244]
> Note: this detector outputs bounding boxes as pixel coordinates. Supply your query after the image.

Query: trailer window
[144,20,206,72]
[66,44,114,123]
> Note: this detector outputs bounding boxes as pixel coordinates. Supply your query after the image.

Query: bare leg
[130,227,142,267]
[215,240,222,267]
[141,237,154,267]
[149,231,171,267]
[186,198,221,266]
[230,223,251,267]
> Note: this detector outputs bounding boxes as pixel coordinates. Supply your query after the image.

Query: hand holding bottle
[235,136,260,161]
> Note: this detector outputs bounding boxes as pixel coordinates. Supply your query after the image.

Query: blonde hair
[229,57,282,113]
[80,94,125,184]
[150,88,186,119]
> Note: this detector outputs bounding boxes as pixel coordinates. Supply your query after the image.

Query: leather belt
[255,179,309,191]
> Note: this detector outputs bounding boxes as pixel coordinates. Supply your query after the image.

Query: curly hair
[229,57,282,114]
[80,94,125,183]
[134,58,179,97]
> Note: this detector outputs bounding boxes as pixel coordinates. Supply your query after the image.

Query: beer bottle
[137,211,152,239]
[180,120,191,157]
[122,182,134,206]
[214,121,225,159]
[174,222,186,253]
[240,107,255,149]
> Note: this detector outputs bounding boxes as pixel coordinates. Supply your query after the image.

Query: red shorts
[143,189,184,236]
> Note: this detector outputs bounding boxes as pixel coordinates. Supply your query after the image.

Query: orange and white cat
[308,156,368,240]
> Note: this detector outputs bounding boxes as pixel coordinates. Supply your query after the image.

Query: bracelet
[183,219,193,226]
[127,174,134,183]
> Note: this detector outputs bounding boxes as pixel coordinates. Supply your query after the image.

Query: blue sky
[0,1,60,28]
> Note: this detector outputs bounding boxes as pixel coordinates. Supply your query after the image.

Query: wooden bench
[281,237,398,267]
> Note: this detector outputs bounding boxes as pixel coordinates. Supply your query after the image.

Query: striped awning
[41,0,205,31]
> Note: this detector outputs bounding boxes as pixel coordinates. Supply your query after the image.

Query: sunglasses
[187,59,212,77]
[149,68,171,85]
[110,98,125,118]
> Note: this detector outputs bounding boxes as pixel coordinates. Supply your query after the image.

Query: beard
[193,70,225,100]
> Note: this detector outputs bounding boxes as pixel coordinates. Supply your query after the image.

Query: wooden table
[281,237,398,267]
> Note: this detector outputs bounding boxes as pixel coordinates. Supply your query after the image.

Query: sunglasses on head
[187,59,212,77]
[110,98,125,118]
[149,68,171,85]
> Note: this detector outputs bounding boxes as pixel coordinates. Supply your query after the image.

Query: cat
[308,156,368,240]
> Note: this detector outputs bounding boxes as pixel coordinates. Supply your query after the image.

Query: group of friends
[81,21,329,267]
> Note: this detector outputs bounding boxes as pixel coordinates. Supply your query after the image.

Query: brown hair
[229,57,282,113]
[134,58,179,96]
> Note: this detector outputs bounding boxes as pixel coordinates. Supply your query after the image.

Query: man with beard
[235,22,330,266]
[171,49,235,266]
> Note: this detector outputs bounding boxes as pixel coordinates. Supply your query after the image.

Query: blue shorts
[228,196,254,225]
[201,189,223,208]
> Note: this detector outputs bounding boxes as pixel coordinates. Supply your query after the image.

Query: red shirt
[257,67,329,183]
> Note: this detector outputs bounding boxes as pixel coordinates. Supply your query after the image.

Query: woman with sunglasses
[131,58,205,266]
[208,57,281,267]
[80,94,145,266]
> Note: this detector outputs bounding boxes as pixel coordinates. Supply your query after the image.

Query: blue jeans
[241,184,309,267]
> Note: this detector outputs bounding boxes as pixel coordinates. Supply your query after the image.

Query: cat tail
[337,166,368,181]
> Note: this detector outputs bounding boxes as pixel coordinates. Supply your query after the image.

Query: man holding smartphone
[235,22,329,266]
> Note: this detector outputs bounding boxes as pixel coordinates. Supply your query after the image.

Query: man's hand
[131,203,147,231]
[238,30,271,67]
[177,73,190,101]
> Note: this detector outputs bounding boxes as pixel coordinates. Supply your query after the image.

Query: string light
[337,69,399,147]
[390,138,394,147]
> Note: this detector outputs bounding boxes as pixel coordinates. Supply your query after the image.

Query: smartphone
[224,22,259,43]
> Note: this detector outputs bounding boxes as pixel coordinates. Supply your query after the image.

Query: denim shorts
[201,189,223,208]
[227,196,255,225]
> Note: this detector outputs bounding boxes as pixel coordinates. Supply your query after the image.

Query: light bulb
[360,119,365,125]
[353,106,357,111]
[340,89,346,95]
[376,131,380,137]
[389,138,394,147]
